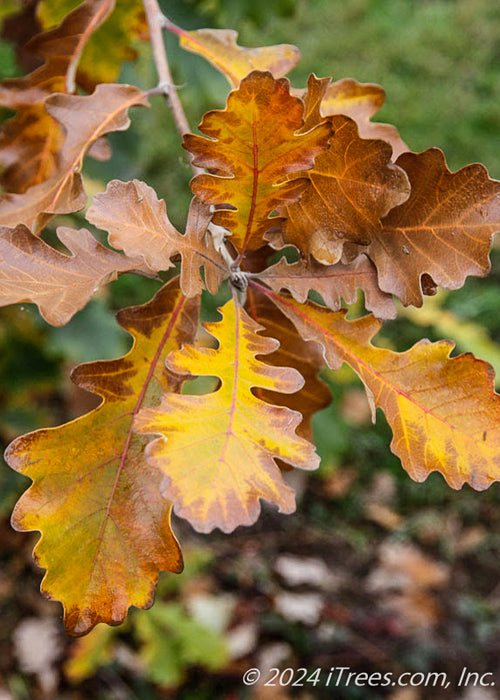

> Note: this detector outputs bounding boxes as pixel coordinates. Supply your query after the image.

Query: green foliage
[135,602,228,687]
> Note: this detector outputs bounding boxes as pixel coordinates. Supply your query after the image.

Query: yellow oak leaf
[245,286,331,442]
[5,280,199,635]
[135,296,319,533]
[168,23,300,87]
[262,285,500,490]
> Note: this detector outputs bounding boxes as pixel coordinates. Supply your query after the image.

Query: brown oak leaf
[0,84,148,232]
[0,0,115,192]
[368,148,500,306]
[277,114,410,264]
[260,253,397,319]
[86,180,226,295]
[0,224,153,325]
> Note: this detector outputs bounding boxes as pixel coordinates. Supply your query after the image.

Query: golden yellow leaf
[135,295,319,533]
[245,286,331,442]
[169,23,299,88]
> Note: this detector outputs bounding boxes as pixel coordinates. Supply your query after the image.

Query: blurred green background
[0,0,499,698]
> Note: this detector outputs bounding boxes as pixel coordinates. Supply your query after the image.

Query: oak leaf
[278,113,410,264]
[265,287,500,490]
[0,0,114,108]
[135,296,319,533]
[5,280,199,635]
[318,77,408,158]
[86,180,226,295]
[183,71,331,258]
[0,106,64,193]
[368,149,500,306]
[0,224,153,325]
[0,84,148,232]
[294,74,407,157]
[170,23,300,88]
[36,0,147,91]
[0,0,115,192]
[260,253,397,319]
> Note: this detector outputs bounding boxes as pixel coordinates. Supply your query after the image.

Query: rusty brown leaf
[277,113,410,264]
[0,0,115,192]
[368,148,500,306]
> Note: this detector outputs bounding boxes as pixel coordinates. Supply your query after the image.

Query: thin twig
[142,0,203,176]
[142,0,237,272]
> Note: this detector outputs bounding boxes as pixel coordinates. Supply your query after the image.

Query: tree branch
[142,0,203,176]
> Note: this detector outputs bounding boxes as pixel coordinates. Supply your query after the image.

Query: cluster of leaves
[0,0,499,636]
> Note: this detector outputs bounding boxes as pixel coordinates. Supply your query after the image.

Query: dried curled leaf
[0,0,115,193]
[0,224,152,325]
[183,71,331,258]
[266,287,500,490]
[260,253,397,319]
[5,280,198,635]
[135,296,319,534]
[171,24,300,87]
[0,84,148,232]
[368,149,500,306]
[278,113,410,264]
[86,180,226,295]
